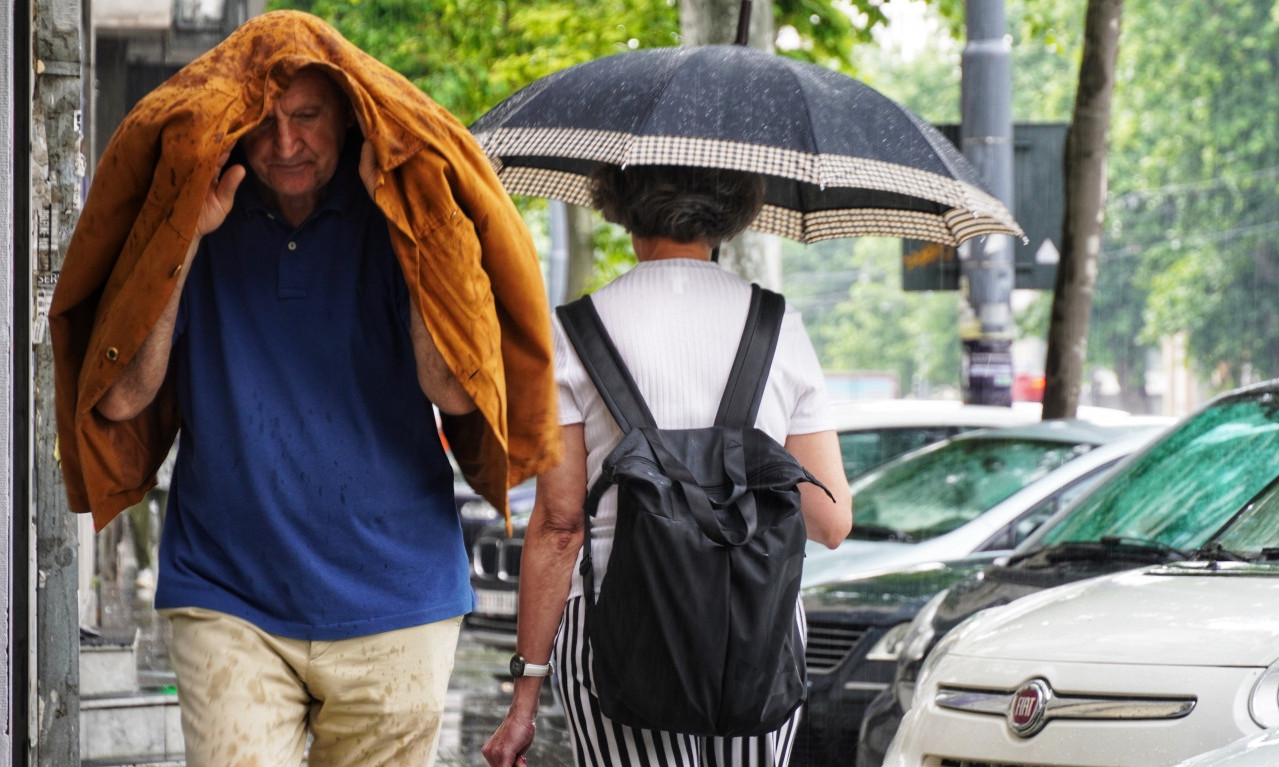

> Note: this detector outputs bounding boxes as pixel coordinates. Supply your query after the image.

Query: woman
[483,164,853,767]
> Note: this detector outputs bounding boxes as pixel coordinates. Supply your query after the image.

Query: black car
[856,379,1279,767]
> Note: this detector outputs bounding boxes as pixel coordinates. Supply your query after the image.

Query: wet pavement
[437,630,574,767]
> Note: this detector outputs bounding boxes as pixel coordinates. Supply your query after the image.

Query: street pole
[959,0,1015,406]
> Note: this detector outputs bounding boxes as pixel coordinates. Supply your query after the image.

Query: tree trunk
[1042,0,1123,419]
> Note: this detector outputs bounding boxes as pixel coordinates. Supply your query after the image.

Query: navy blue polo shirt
[155,144,473,640]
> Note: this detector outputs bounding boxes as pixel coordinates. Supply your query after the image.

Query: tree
[1041,0,1122,418]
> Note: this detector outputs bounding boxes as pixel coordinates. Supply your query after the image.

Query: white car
[1174,730,1279,767]
[885,481,1279,767]
[827,398,1137,481]
[801,419,1169,588]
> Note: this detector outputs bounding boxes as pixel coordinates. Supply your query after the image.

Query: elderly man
[95,66,477,767]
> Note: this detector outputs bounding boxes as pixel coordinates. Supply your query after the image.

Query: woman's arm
[785,429,853,549]
[483,424,587,767]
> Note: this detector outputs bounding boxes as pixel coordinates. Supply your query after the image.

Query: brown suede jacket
[50,10,559,531]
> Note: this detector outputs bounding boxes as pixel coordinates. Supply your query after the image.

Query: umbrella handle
[735,0,752,45]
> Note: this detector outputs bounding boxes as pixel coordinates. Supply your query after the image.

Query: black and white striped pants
[551,595,805,767]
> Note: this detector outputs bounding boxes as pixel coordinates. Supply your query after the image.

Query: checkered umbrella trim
[493,166,1017,246]
[475,127,1021,244]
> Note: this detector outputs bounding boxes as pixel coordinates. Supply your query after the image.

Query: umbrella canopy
[470,45,1022,246]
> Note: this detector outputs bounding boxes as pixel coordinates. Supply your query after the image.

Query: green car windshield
[851,437,1092,542]
[1039,394,1279,551]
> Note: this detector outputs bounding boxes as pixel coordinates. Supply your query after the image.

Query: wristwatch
[509,653,553,678]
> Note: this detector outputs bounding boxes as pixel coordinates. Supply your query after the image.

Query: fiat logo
[1008,679,1052,737]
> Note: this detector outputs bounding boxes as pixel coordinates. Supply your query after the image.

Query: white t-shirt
[554,258,832,597]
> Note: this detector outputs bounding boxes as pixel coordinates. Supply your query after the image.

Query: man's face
[242,69,351,218]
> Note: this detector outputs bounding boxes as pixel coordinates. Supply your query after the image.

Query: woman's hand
[481,706,536,767]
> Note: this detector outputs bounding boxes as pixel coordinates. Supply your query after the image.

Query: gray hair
[589,164,765,245]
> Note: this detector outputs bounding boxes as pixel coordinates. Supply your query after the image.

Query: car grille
[473,536,522,580]
[804,618,867,673]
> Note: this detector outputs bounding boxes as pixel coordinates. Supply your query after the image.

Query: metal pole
[734,0,753,45]
[959,0,1015,406]
[547,201,569,307]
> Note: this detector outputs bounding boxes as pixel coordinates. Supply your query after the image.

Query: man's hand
[199,161,246,237]
[359,140,378,199]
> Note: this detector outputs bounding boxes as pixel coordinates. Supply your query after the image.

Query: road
[437,630,573,766]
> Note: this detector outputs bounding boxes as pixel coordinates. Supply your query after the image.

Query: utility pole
[31,0,83,761]
[959,0,1015,406]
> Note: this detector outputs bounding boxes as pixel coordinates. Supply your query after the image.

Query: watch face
[509,655,525,677]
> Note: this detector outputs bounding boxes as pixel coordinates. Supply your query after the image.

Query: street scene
[15,0,1279,765]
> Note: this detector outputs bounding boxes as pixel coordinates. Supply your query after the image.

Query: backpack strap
[556,295,656,434]
[715,285,785,429]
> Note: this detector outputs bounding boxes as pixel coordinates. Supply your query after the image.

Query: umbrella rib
[622,48,699,168]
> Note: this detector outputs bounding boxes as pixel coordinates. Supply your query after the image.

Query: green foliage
[1101,0,1279,391]
[270,0,681,125]
[783,237,961,395]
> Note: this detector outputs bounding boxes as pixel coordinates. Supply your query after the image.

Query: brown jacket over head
[50,10,560,531]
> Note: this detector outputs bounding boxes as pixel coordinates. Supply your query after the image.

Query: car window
[851,438,1093,541]
[1038,397,1279,551]
[838,426,964,481]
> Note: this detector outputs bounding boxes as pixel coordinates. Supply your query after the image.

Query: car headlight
[912,619,963,698]
[891,591,948,709]
[460,499,500,522]
[865,621,914,663]
[900,591,947,664]
[1250,660,1279,728]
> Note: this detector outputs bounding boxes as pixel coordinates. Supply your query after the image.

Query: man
[94,66,478,766]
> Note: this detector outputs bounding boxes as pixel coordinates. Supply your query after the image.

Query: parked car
[456,476,535,648]
[465,400,1073,649]
[793,419,1167,766]
[801,418,1169,588]
[859,379,1279,767]
[826,398,1135,481]
[453,470,536,554]
[883,465,1279,767]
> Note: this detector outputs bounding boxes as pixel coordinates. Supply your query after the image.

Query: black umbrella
[470,45,1022,246]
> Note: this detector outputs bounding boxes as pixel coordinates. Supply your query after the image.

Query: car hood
[947,562,1279,667]
[802,539,935,587]
[801,555,997,613]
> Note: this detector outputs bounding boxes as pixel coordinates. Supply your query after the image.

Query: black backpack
[556,284,833,737]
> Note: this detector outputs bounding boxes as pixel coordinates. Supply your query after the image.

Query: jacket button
[105,347,119,361]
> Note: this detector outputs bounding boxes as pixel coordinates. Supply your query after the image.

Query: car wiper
[1193,541,1249,564]
[1097,536,1189,559]
[1015,537,1188,566]
[850,524,917,543]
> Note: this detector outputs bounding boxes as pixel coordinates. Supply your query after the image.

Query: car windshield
[1037,394,1279,551]
[839,426,957,481]
[850,437,1092,542]
[1209,477,1279,555]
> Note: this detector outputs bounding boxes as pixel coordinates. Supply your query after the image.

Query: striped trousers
[551,595,804,767]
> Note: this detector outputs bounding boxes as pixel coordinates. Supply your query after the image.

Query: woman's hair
[589,164,766,244]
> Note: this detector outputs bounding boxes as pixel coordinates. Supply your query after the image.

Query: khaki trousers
[162,607,462,767]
